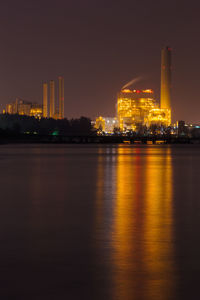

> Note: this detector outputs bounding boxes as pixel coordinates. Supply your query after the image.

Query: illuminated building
[147,108,171,127]
[95,116,105,132]
[117,88,171,130]
[59,76,64,119]
[95,116,119,133]
[5,76,65,120]
[5,102,17,115]
[50,80,55,118]
[116,47,172,130]
[30,103,43,118]
[5,98,43,118]
[43,82,48,118]
[117,89,157,130]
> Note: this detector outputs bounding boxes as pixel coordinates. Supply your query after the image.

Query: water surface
[0,144,200,299]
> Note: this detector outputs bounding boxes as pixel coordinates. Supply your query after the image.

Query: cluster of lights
[117,89,171,130]
[122,89,153,94]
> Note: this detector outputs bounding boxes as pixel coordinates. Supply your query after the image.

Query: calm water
[0,144,200,299]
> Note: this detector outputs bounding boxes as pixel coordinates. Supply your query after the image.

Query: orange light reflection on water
[111,146,176,300]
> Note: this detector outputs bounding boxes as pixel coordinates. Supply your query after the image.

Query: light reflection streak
[110,146,176,300]
[143,147,175,299]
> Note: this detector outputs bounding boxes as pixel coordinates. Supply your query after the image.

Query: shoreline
[0,135,200,144]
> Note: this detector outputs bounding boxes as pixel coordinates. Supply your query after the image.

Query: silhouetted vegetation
[0,114,93,137]
[1,114,200,144]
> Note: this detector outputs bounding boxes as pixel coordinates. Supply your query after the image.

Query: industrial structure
[95,46,172,132]
[4,76,65,120]
[5,98,43,118]
[43,83,48,118]
[49,80,55,118]
[160,47,171,111]
[95,116,119,133]
[58,76,64,119]
[43,76,64,119]
[117,89,158,130]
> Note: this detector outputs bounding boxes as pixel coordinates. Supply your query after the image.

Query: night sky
[1,0,200,122]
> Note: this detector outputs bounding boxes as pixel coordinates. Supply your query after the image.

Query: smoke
[122,76,143,89]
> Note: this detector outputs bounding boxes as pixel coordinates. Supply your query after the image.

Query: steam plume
[122,76,142,89]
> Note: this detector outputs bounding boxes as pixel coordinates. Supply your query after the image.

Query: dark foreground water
[0,144,200,299]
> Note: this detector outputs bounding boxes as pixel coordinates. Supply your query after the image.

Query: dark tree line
[0,114,93,136]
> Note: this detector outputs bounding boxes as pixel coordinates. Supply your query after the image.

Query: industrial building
[117,89,158,130]
[117,88,171,130]
[94,116,119,133]
[4,76,65,120]
[95,46,172,132]
[5,98,43,118]
[117,47,171,130]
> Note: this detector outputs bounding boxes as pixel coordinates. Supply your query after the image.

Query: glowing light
[122,89,132,93]
[143,89,153,93]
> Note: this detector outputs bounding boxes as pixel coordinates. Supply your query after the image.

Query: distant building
[177,122,200,137]
[178,120,187,136]
[6,98,43,118]
[29,103,43,118]
[187,124,200,138]
[115,47,172,131]
[94,116,119,133]
[117,89,157,130]
[117,88,171,131]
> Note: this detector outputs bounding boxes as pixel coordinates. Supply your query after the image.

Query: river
[0,144,199,299]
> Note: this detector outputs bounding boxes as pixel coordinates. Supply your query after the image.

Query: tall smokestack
[50,80,55,118]
[43,82,48,118]
[160,46,172,110]
[59,76,64,119]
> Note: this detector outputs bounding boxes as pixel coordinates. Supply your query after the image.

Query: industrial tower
[43,82,48,118]
[59,76,64,119]
[160,46,172,111]
[50,80,55,118]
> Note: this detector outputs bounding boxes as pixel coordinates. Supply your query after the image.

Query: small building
[94,116,119,133]
[178,120,188,136]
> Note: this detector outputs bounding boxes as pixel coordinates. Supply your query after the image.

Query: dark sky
[1,0,200,122]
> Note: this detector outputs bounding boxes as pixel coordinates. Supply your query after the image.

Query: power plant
[5,98,43,118]
[4,76,65,120]
[95,46,172,132]
[4,47,172,128]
